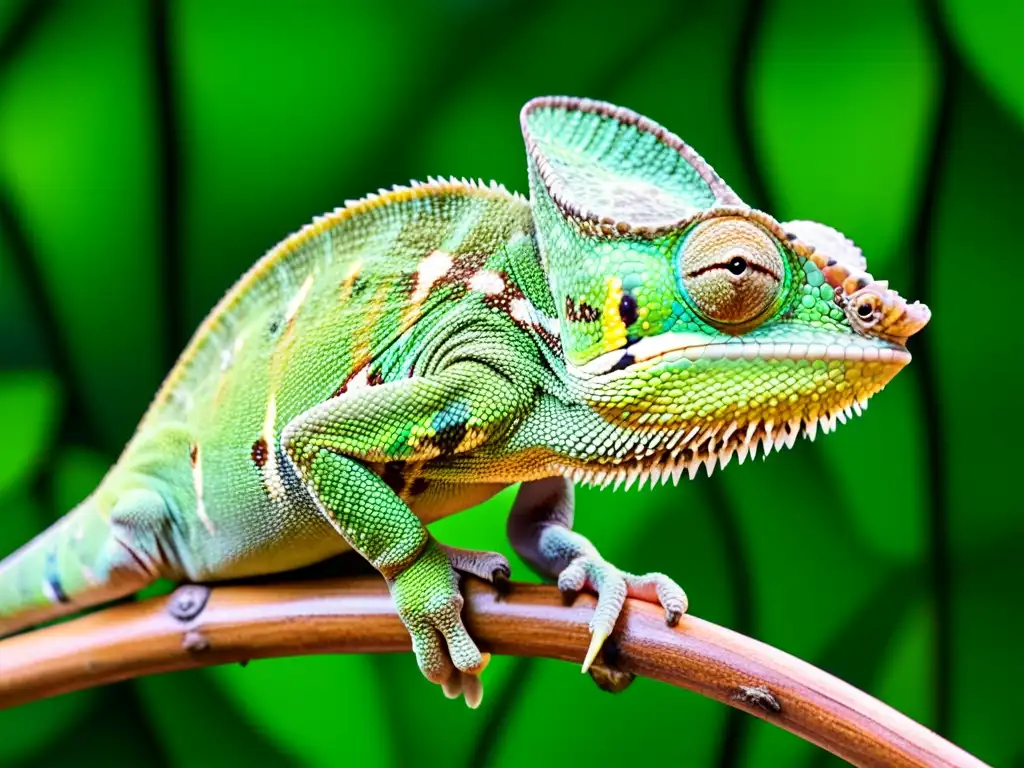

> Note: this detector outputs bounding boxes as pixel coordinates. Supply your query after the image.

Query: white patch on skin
[284,273,315,325]
[190,445,217,535]
[41,579,60,604]
[220,334,247,372]
[411,250,453,305]
[510,297,534,325]
[468,270,505,295]
[343,367,370,393]
[261,394,287,502]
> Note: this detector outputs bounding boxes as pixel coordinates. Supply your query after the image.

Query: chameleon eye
[618,293,638,326]
[680,217,784,326]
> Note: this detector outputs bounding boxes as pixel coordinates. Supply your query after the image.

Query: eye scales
[0,96,929,706]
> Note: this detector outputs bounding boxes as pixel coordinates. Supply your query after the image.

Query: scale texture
[0,96,930,706]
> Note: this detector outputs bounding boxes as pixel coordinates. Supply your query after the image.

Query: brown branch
[0,577,987,768]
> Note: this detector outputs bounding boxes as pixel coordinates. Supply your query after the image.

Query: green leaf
[932,68,1024,552]
[0,0,161,449]
[942,0,1024,128]
[0,370,59,498]
[174,1,449,329]
[749,0,939,278]
[136,669,294,768]
[206,655,395,767]
[52,445,110,519]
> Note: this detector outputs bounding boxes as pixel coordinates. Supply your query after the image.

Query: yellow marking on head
[601,276,628,351]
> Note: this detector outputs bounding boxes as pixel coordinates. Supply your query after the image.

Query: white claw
[581,628,609,674]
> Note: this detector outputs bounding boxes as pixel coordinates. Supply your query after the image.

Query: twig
[0,577,988,768]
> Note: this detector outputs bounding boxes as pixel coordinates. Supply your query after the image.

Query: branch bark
[0,577,987,768]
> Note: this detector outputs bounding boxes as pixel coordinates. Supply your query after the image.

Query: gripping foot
[388,540,490,708]
[439,544,511,588]
[558,557,687,672]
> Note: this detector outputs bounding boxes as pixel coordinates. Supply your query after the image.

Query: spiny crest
[563,399,870,492]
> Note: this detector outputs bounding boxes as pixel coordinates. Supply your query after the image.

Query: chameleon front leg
[281,360,528,706]
[507,476,688,672]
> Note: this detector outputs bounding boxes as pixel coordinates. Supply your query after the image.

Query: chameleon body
[0,97,929,706]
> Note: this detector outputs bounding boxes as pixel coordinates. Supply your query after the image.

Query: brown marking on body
[481,277,563,354]
[436,251,491,291]
[189,443,198,467]
[251,438,269,468]
[409,477,430,496]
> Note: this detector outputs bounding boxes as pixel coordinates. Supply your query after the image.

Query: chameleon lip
[574,332,910,376]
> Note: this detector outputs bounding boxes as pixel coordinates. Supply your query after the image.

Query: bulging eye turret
[680,217,784,326]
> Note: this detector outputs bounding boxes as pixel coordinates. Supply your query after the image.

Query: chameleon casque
[0,97,930,707]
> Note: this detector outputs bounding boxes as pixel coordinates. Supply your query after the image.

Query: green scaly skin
[0,97,930,707]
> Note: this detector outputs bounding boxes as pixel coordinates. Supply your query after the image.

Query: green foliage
[0,1,1018,765]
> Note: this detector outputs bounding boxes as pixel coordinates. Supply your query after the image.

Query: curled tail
[0,489,169,637]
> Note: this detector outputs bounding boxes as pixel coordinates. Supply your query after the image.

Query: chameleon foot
[557,557,687,672]
[439,544,511,587]
[388,540,490,708]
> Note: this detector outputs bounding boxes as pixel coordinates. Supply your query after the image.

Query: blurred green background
[0,0,1020,765]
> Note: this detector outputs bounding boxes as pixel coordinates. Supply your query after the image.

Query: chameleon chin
[0,96,929,708]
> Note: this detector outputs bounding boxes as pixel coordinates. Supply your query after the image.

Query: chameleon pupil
[618,293,638,326]
[727,256,747,275]
[857,302,873,317]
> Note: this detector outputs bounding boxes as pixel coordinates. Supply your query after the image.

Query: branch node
[167,584,210,622]
[733,684,781,714]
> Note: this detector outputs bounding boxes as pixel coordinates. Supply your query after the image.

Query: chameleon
[0,96,930,707]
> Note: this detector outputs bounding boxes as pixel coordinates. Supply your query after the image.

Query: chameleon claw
[441,674,463,700]
[463,673,484,709]
[581,627,609,674]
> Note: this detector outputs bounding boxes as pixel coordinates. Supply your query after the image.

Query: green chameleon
[0,97,930,707]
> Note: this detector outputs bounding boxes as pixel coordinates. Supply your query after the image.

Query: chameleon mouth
[575,331,910,377]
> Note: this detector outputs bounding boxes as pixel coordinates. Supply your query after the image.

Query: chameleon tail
[0,491,161,638]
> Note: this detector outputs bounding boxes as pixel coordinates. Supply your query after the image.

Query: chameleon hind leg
[281,360,528,707]
[507,476,687,673]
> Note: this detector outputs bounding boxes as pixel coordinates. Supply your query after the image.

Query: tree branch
[0,577,987,768]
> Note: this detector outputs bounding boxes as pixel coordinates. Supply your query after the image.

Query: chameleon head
[521,97,930,482]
